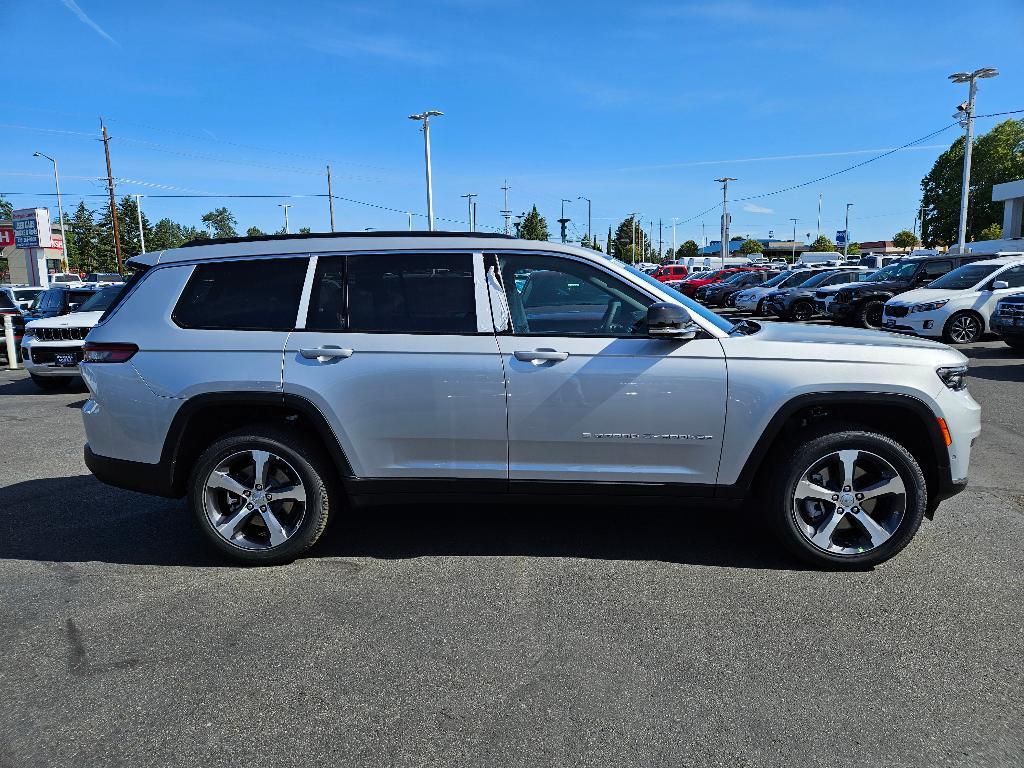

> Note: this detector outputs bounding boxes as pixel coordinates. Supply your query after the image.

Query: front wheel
[771,429,927,569]
[856,300,885,329]
[790,300,815,322]
[755,298,768,316]
[943,311,983,344]
[188,426,334,565]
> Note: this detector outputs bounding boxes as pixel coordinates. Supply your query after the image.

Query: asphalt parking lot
[1,336,1022,768]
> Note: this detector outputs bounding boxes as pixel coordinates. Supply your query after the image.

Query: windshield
[75,285,124,313]
[13,288,42,301]
[871,260,920,281]
[777,270,818,288]
[759,272,790,288]
[721,272,749,284]
[797,270,844,288]
[928,263,1001,290]
[621,263,733,333]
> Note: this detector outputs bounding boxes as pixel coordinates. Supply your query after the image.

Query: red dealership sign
[0,227,15,247]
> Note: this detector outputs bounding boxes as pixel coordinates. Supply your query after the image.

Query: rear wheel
[771,429,927,569]
[29,373,72,390]
[755,298,768,315]
[188,426,334,565]
[856,300,885,329]
[790,300,815,322]
[943,311,983,344]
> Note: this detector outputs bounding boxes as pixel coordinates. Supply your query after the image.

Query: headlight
[911,299,949,313]
[937,364,968,391]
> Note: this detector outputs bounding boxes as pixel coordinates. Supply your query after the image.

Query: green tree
[518,205,549,241]
[611,215,647,262]
[676,240,699,260]
[663,246,675,262]
[298,226,312,234]
[893,230,920,252]
[730,235,744,242]
[738,238,763,255]
[149,218,187,251]
[201,207,238,239]
[979,222,1003,241]
[809,235,837,252]
[605,227,612,255]
[66,202,103,273]
[117,196,152,258]
[844,242,861,256]
[580,233,593,249]
[246,226,265,237]
[920,119,1024,246]
[0,196,13,221]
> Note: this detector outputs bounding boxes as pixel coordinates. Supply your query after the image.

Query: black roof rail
[179,230,515,248]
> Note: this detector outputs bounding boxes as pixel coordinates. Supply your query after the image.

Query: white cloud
[60,0,120,47]
[743,203,774,214]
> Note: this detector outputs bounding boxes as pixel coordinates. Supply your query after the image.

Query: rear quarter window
[172,257,308,331]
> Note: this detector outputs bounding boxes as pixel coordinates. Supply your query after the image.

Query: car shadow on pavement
[965,365,1024,383]
[0,377,88,396]
[0,474,804,570]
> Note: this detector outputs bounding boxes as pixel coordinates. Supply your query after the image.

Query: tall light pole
[460,193,477,231]
[132,194,146,253]
[577,196,592,243]
[670,217,678,255]
[790,218,798,262]
[501,180,512,235]
[32,151,68,267]
[816,193,822,238]
[278,203,292,234]
[949,68,998,253]
[408,110,443,231]
[558,199,571,243]
[714,177,736,267]
[843,203,853,258]
[630,212,640,263]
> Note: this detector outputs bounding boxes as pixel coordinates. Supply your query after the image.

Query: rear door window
[921,260,953,279]
[173,257,307,330]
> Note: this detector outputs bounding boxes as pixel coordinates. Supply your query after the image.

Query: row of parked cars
[1,280,126,388]
[676,252,1024,348]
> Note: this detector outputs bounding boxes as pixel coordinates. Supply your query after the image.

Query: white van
[796,251,845,266]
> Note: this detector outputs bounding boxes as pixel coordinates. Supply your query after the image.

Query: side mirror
[647,302,698,340]
[992,280,1009,290]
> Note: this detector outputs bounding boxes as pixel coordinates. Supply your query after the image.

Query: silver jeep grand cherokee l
[80,232,980,568]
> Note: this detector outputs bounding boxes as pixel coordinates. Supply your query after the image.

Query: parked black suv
[766,267,866,321]
[26,286,99,320]
[991,292,1024,349]
[826,254,984,329]
[696,270,777,307]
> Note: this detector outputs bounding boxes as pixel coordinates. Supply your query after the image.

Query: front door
[283,252,508,480]
[488,252,728,488]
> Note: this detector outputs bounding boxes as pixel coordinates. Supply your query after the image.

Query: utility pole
[100,119,123,275]
[714,177,736,268]
[843,204,853,258]
[407,212,413,231]
[949,67,998,253]
[629,213,640,263]
[558,199,571,243]
[790,218,798,261]
[501,180,512,235]
[577,196,592,243]
[326,164,335,232]
[278,204,292,234]
[132,194,146,253]
[648,220,654,262]
[408,110,443,231]
[670,217,678,255]
[658,218,663,260]
[460,193,477,231]
[817,193,822,238]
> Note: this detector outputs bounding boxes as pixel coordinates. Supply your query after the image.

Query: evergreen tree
[0,196,13,221]
[246,226,265,237]
[809,235,836,252]
[606,227,612,255]
[979,223,1003,241]
[519,205,549,241]
[201,207,238,239]
[117,196,153,258]
[612,216,647,262]
[149,218,188,251]
[580,233,593,249]
[66,202,102,273]
[677,240,699,260]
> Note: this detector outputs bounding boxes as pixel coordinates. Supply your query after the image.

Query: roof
[128,231,602,268]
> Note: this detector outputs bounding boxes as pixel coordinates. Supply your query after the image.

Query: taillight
[82,342,138,363]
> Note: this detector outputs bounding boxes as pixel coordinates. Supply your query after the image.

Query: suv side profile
[81,233,980,569]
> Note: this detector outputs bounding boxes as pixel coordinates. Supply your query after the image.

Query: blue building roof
[698,238,785,256]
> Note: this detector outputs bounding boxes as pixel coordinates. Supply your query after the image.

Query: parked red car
[651,264,689,282]
[675,267,759,297]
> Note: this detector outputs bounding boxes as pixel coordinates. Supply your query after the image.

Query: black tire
[942,311,983,344]
[30,373,72,390]
[755,298,768,316]
[790,300,815,322]
[188,425,334,565]
[770,429,927,569]
[856,300,885,329]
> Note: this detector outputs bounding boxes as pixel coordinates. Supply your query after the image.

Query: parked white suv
[80,233,979,568]
[22,285,125,389]
[882,255,1024,343]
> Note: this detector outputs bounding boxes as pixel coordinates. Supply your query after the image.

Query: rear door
[488,251,727,487]
[283,252,507,480]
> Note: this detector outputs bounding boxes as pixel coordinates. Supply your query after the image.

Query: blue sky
[3,0,1022,245]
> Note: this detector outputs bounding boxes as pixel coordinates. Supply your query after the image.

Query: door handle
[299,346,354,361]
[513,349,569,364]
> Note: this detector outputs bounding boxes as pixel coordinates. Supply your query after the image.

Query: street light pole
[714,177,736,268]
[460,193,477,231]
[577,196,592,243]
[949,68,998,253]
[844,203,853,258]
[817,193,822,238]
[790,218,798,262]
[558,199,571,243]
[32,151,68,268]
[132,194,146,253]
[408,110,444,231]
[278,204,292,234]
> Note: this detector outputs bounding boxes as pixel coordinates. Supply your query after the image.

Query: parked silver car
[80,232,980,568]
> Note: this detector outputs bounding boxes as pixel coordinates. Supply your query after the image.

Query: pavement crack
[65,617,140,677]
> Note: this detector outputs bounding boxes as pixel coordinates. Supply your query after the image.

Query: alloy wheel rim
[865,305,883,328]
[791,449,907,555]
[950,315,979,343]
[793,302,812,321]
[202,449,307,551]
